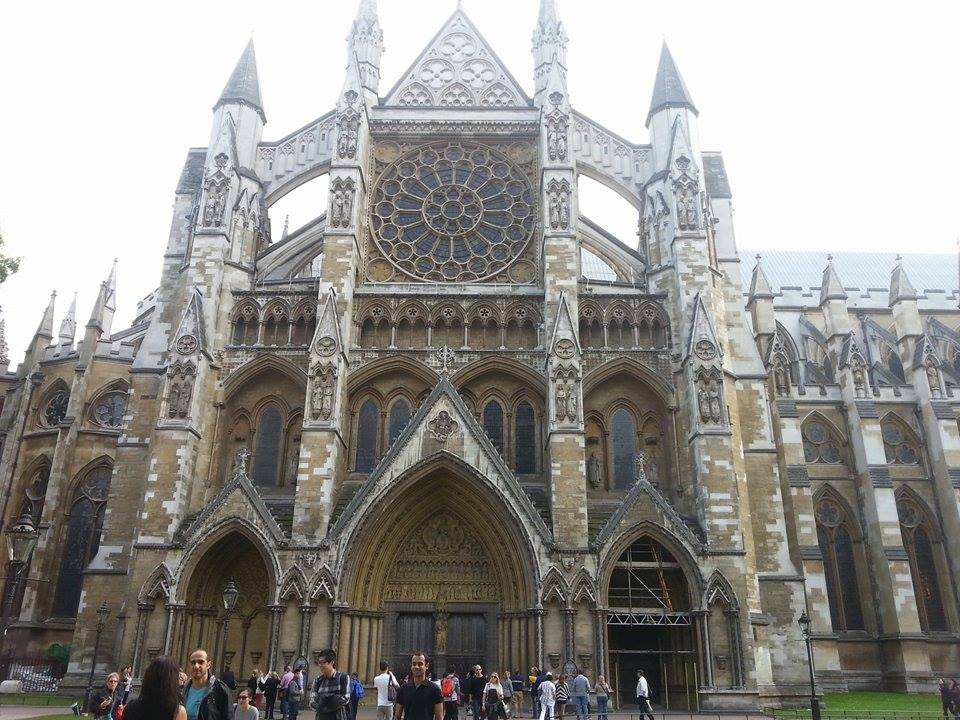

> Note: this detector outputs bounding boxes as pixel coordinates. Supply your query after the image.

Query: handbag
[387,674,398,702]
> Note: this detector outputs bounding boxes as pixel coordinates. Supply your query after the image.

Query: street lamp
[84,603,111,715]
[0,512,40,655]
[219,580,239,673]
[797,610,821,720]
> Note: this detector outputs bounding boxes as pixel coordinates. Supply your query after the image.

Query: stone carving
[586,452,601,488]
[336,108,360,160]
[330,178,355,228]
[315,335,337,357]
[175,334,198,355]
[310,363,336,421]
[694,339,717,361]
[553,338,576,359]
[166,362,195,420]
[428,410,458,442]
[233,447,251,477]
[202,180,228,228]
[436,345,456,372]
[773,360,790,397]
[852,363,867,398]
[547,179,570,230]
[547,110,568,161]
[696,370,723,425]
[553,370,580,423]
[925,358,942,398]
[676,182,699,231]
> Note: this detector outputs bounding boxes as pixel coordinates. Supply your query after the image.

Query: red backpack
[441,676,455,700]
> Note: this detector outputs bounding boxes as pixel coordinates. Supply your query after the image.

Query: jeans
[471,698,484,720]
[637,697,654,720]
[266,694,277,719]
[378,706,393,720]
[443,701,459,720]
[596,697,608,720]
[288,702,299,720]
[573,697,588,720]
[538,702,554,720]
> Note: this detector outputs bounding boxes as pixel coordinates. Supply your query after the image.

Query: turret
[646,43,700,171]
[532,0,567,102]
[209,40,265,171]
[58,291,77,346]
[347,0,384,99]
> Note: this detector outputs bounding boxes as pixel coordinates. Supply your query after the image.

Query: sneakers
[71,703,81,716]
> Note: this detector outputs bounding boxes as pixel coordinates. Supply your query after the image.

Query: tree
[0,231,21,285]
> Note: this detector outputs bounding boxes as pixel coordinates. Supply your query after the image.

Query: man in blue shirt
[182,649,232,720]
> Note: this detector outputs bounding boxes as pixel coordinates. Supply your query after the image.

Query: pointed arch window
[887,351,906,382]
[611,408,637,490]
[40,390,69,428]
[91,391,127,429]
[897,497,948,632]
[483,400,504,455]
[881,420,921,465]
[815,496,865,632]
[388,399,411,446]
[515,401,536,474]
[253,403,284,486]
[52,465,112,618]
[355,399,380,473]
[802,420,842,464]
[20,465,50,525]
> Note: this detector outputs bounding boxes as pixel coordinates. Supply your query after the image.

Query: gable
[384,11,529,108]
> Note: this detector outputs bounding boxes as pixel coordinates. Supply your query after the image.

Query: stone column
[562,607,575,661]
[299,605,316,658]
[267,605,285,672]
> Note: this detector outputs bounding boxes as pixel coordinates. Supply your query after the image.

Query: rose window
[42,391,70,427]
[92,392,127,429]
[371,141,536,283]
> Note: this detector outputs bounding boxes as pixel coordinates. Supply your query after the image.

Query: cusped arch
[801,410,848,444]
[452,356,548,395]
[812,484,863,539]
[702,569,739,610]
[277,564,309,603]
[66,454,115,497]
[346,355,439,395]
[309,565,337,601]
[139,563,174,603]
[221,354,308,398]
[570,568,599,607]
[894,484,941,540]
[541,566,569,606]
[583,357,675,408]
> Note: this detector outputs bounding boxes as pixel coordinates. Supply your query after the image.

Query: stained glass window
[815,496,865,633]
[41,391,69,428]
[515,402,536,474]
[802,420,842,464]
[253,404,283,486]
[52,466,112,618]
[92,392,127,429]
[22,466,50,524]
[483,401,504,455]
[898,496,948,632]
[881,421,920,465]
[355,400,380,472]
[611,408,637,490]
[388,399,411,445]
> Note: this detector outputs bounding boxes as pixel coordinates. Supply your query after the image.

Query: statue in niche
[555,381,567,422]
[697,374,722,424]
[548,180,570,230]
[925,360,941,398]
[677,184,699,231]
[708,379,723,423]
[566,380,578,421]
[337,110,360,159]
[330,180,355,228]
[311,365,336,420]
[586,452,601,488]
[178,375,193,417]
[547,112,567,161]
[697,383,711,423]
[773,362,790,397]
[852,364,867,398]
[202,182,227,227]
[167,383,180,419]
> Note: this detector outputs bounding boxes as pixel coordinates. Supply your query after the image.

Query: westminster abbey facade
[0,0,958,710]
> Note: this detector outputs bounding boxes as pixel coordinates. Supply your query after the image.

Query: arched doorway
[175,531,274,678]
[339,460,537,680]
[602,533,701,711]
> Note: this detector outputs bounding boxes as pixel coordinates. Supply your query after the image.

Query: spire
[0,310,9,368]
[819,254,847,304]
[36,291,56,340]
[347,0,383,95]
[214,39,265,122]
[281,215,290,240]
[87,260,117,335]
[532,0,567,99]
[59,291,77,344]
[889,255,918,306]
[748,255,775,301]
[647,42,698,126]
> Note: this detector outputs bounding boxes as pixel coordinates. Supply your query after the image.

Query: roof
[738,250,959,295]
[647,42,697,124]
[214,39,265,121]
[176,149,207,195]
[703,152,731,198]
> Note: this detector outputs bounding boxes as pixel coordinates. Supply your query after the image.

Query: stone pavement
[0,707,74,720]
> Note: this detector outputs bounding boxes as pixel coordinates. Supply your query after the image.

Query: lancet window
[815,493,865,632]
[896,494,948,632]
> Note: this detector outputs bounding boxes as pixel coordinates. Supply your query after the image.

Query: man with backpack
[349,672,365,720]
[374,662,400,720]
[440,667,460,720]
[311,649,349,720]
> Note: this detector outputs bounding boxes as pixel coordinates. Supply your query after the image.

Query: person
[233,691,259,720]
[482,673,506,720]
[553,677,568,720]
[182,649,232,720]
[531,669,547,720]
[394,653,442,720]
[951,680,960,720]
[286,667,305,720]
[940,679,952,720]
[634,671,653,720]
[119,667,135,710]
[569,672,589,720]
[439,667,460,720]
[222,667,237,692]
[465,666,487,720]
[280,666,294,720]
[311,649,349,720]
[592,678,611,720]
[247,671,262,706]
[264,672,281,720]
[349,672,365,720]
[509,671,523,719]
[375,662,401,720]
[88,672,122,719]
[537,673,555,720]
[498,671,512,719]
[122,656,187,720]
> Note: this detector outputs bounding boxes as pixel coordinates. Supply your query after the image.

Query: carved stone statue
[548,180,570,230]
[167,383,180,419]
[708,380,722,423]
[852,364,867,398]
[566,380,578,421]
[697,384,711,423]
[311,365,337,420]
[774,362,789,397]
[202,182,227,227]
[677,185,699,231]
[337,110,360,159]
[178,375,193,417]
[547,112,568,161]
[586,452,600,488]
[330,179,355,228]
[234,447,251,477]
[555,382,567,421]
[926,360,941,398]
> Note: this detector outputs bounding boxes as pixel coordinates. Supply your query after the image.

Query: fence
[0,653,69,693]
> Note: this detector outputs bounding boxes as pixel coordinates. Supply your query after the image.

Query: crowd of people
[940,679,960,720]
[83,651,649,720]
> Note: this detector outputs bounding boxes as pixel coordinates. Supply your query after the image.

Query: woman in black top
[263,672,281,719]
[123,656,187,720]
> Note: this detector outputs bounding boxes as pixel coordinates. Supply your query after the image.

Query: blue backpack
[351,678,365,700]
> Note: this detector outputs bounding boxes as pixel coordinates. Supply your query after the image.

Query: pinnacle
[819,255,847,304]
[59,291,78,344]
[37,291,56,339]
[647,42,698,125]
[748,256,774,300]
[889,255,918,306]
[215,39,265,122]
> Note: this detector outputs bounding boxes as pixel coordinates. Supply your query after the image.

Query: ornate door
[444,613,487,675]
[393,612,435,677]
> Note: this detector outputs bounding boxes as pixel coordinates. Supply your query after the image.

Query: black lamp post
[219,580,239,673]
[84,603,111,715]
[797,610,821,720]
[0,513,39,657]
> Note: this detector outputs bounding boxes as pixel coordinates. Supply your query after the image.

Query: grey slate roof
[703,152,731,198]
[647,42,698,124]
[215,39,265,121]
[175,149,207,194]
[738,250,959,295]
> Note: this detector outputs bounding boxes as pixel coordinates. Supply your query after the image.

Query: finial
[826,254,833,262]
[755,253,762,262]
[895,254,903,263]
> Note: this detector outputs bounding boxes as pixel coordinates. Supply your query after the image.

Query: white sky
[1,0,958,362]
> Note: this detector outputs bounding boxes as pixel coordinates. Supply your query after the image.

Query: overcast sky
[1,0,958,362]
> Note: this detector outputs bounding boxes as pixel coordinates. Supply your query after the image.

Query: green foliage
[44,642,71,663]
[0,231,21,286]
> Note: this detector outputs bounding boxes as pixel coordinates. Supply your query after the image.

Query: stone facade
[0,1,957,710]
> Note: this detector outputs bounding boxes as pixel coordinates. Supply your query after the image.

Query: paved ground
[0,707,73,720]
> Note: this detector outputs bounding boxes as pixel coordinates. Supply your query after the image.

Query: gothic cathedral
[1,0,958,709]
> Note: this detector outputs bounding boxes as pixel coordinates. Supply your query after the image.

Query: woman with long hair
[483,673,507,720]
[123,657,187,720]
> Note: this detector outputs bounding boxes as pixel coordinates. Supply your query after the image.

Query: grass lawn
[823,692,941,712]
[0,694,77,706]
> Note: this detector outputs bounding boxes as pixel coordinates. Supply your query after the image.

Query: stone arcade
[0,0,958,710]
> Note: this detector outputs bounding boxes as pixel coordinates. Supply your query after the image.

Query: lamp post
[0,512,40,657]
[219,580,239,673]
[797,610,821,720]
[83,603,111,715]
